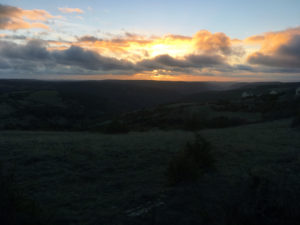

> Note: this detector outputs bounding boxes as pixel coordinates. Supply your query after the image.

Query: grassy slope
[0,130,194,224]
[204,119,300,176]
[0,119,299,224]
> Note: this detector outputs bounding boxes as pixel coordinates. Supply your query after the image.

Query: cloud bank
[0,3,299,81]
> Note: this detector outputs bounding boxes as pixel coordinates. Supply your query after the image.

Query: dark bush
[226,171,300,225]
[0,164,42,225]
[167,134,214,186]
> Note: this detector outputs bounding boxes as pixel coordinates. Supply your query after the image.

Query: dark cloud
[138,54,226,71]
[124,32,144,39]
[0,40,135,75]
[0,36,261,78]
[0,57,10,69]
[138,54,189,69]
[52,46,134,71]
[248,35,300,68]
[0,39,230,76]
[0,34,27,40]
[0,40,50,60]
[185,54,225,66]
[77,35,102,42]
[277,35,300,59]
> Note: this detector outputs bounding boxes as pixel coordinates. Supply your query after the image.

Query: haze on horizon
[0,0,300,82]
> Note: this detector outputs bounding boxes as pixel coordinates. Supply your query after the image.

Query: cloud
[1,16,299,80]
[248,28,300,69]
[0,34,27,40]
[52,46,134,71]
[245,35,265,44]
[0,39,230,76]
[58,7,84,14]
[0,40,136,75]
[74,30,240,63]
[0,4,53,30]
[245,27,300,51]
[137,53,227,75]
[77,35,102,42]
[0,39,50,60]
[193,30,232,55]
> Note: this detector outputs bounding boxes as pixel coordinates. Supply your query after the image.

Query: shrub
[226,171,300,225]
[167,134,214,186]
[222,165,300,225]
[0,164,42,225]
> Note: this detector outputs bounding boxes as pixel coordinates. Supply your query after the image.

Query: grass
[121,102,261,131]
[0,119,299,224]
[0,130,194,224]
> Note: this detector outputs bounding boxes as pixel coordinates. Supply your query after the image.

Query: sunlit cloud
[247,27,300,69]
[245,27,300,52]
[74,30,241,63]
[0,4,55,30]
[58,7,84,14]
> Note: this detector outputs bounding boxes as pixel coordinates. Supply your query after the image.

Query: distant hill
[181,82,300,103]
[0,79,299,130]
[0,79,236,130]
[0,79,239,114]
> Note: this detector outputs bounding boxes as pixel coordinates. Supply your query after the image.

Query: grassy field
[0,129,194,224]
[1,119,299,224]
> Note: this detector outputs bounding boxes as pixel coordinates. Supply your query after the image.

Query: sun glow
[118,36,194,61]
[145,38,193,58]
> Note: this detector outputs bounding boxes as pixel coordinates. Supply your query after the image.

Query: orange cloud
[58,7,84,14]
[3,21,49,30]
[247,27,300,68]
[231,38,242,44]
[0,4,54,30]
[22,9,54,20]
[245,27,300,52]
[193,30,232,55]
[245,35,265,44]
[75,31,238,62]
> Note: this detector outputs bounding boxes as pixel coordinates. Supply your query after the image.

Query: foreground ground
[1,119,300,224]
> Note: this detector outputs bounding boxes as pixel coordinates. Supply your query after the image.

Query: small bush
[167,134,214,186]
[226,170,300,225]
[0,164,42,225]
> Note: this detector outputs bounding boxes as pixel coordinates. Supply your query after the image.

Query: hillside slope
[0,119,299,224]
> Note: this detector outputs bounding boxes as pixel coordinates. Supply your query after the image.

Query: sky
[0,0,300,81]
